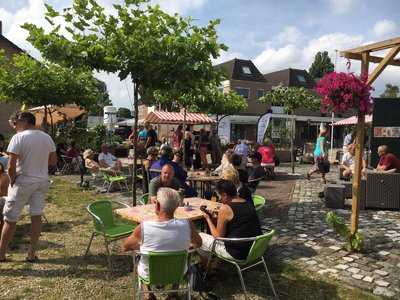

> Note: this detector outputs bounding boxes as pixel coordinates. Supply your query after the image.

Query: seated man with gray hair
[123,187,202,284]
[376,145,400,173]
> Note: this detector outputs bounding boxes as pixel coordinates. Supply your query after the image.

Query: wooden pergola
[340,37,400,235]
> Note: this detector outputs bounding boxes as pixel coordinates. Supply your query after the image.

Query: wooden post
[350,52,369,235]
[290,116,296,174]
[132,83,139,206]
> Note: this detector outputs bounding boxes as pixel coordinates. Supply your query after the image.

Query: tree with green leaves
[117,107,132,119]
[87,80,112,116]
[23,0,227,204]
[309,51,335,80]
[380,83,399,98]
[260,85,320,173]
[0,50,101,135]
[189,87,248,122]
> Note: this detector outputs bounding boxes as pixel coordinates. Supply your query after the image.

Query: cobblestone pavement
[263,164,400,298]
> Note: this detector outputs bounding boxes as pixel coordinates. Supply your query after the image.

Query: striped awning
[145,111,215,125]
[333,114,373,126]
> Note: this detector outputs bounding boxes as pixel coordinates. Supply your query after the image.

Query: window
[235,87,250,99]
[256,89,265,100]
[297,74,306,83]
[242,66,252,75]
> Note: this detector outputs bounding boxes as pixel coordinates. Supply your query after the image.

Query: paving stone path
[263,165,400,298]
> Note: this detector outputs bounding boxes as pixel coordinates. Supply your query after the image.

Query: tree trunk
[290,116,295,174]
[49,108,55,138]
[132,83,139,206]
[43,105,49,133]
[182,108,187,169]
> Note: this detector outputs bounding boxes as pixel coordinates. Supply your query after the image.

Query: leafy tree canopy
[0,50,101,109]
[152,83,247,116]
[117,107,132,118]
[380,83,399,98]
[260,84,320,114]
[309,51,334,80]
[22,0,227,101]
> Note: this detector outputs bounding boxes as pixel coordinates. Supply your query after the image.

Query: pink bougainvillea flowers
[316,72,373,114]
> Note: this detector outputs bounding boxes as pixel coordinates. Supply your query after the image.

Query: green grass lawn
[0,177,386,300]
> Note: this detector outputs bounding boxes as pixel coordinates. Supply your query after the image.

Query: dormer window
[297,74,306,83]
[242,66,252,75]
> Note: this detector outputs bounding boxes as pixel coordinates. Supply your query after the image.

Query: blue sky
[1,0,400,108]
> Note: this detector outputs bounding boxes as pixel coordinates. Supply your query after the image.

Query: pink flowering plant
[316,72,373,114]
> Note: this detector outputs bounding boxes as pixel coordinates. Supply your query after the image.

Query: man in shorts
[0,112,57,262]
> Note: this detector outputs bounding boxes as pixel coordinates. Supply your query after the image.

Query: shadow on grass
[0,254,133,280]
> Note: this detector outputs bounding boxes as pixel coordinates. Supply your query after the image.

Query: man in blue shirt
[234,139,249,169]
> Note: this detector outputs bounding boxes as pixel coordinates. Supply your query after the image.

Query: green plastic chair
[138,193,149,205]
[252,194,266,213]
[85,200,135,270]
[101,171,129,193]
[206,230,277,299]
[133,250,192,299]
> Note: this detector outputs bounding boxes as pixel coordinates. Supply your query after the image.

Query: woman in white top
[214,148,235,175]
[123,188,202,299]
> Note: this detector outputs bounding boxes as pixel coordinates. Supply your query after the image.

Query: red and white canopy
[333,114,373,126]
[145,111,215,125]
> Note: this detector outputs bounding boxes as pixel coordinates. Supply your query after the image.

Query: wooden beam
[367,46,400,85]
[350,52,368,236]
[342,37,400,54]
[340,52,400,67]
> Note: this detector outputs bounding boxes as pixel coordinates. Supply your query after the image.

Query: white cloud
[151,0,207,15]
[252,28,399,96]
[329,0,359,14]
[277,26,305,45]
[212,50,243,65]
[372,19,397,37]
[254,31,363,74]
[254,45,300,73]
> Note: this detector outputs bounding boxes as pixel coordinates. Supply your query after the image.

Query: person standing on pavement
[209,129,222,166]
[199,128,210,169]
[307,126,328,184]
[234,139,249,169]
[0,112,57,262]
[145,123,158,149]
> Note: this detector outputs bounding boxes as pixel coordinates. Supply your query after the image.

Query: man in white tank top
[123,187,202,281]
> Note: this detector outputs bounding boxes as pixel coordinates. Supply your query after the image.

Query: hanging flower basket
[316,72,373,114]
